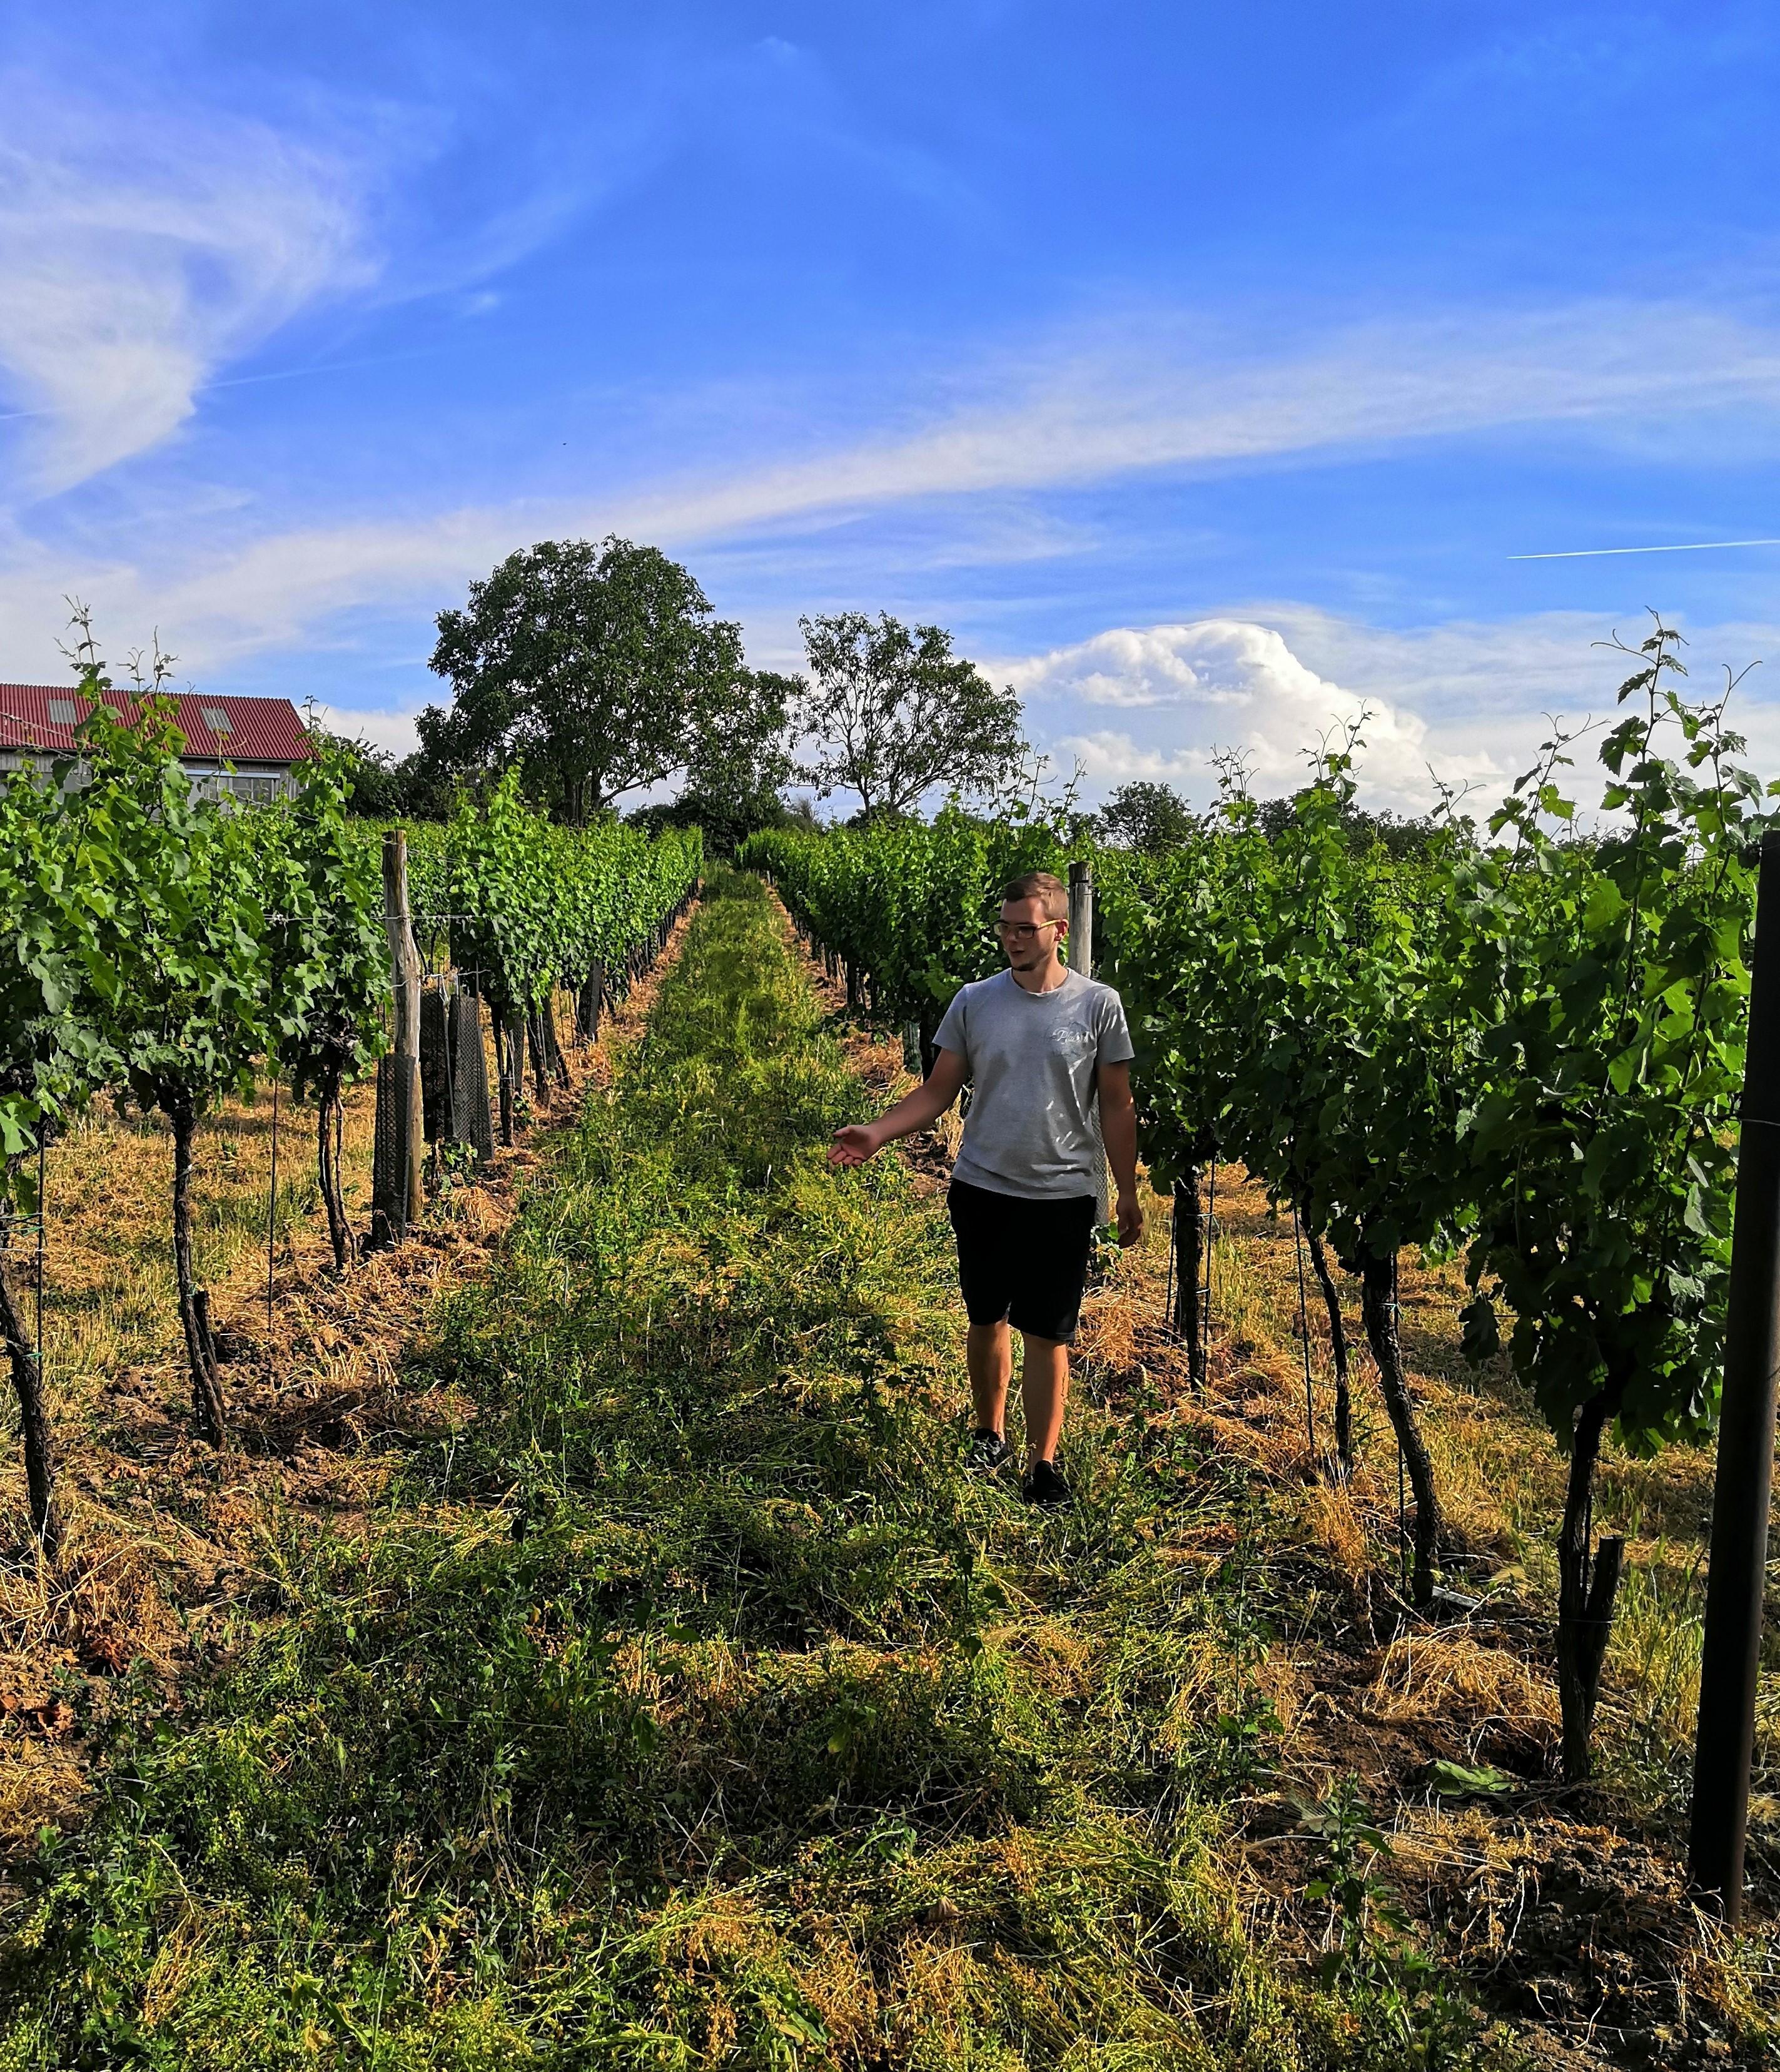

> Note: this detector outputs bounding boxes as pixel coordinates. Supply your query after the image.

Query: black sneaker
[966,1428,1013,1474]
[1021,1458,1073,1510]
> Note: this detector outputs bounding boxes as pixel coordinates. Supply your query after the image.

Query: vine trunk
[316,1081,350,1274]
[0,1242,60,1557]
[167,1092,227,1447]
[1358,1248,1440,1606]
[495,1014,514,1147]
[1171,1173,1206,1390]
[527,1007,551,1103]
[1305,1222,1353,1478]
[1557,1379,1627,1784]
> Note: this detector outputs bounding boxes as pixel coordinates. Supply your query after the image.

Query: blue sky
[4,1,1780,810]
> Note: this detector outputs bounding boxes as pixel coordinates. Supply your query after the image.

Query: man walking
[829,870,1143,1507]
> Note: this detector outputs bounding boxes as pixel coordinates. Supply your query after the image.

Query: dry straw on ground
[0,928,694,1855]
[3,890,1774,2060]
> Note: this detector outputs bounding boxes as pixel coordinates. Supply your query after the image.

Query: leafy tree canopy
[1096,780,1200,852]
[792,610,1025,821]
[629,666,797,854]
[305,727,454,821]
[423,537,747,823]
[1253,788,1461,861]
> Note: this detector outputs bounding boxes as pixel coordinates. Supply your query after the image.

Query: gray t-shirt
[934,968,1135,1200]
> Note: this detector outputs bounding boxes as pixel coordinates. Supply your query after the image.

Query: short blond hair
[1001,870,1068,919]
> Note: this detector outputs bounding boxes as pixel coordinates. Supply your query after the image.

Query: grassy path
[8,863,1780,2072]
[4,866,1778,2069]
[3,870,1380,2070]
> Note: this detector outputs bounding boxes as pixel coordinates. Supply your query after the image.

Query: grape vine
[0,657,700,1542]
[744,625,1772,1779]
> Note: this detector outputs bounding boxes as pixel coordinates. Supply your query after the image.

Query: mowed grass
[0,870,1412,2070]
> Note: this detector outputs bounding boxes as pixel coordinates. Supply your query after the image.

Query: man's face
[997,895,1065,974]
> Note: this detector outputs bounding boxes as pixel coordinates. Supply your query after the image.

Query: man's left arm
[1098,1060,1144,1246]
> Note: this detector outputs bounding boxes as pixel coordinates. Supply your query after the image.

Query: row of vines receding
[740,619,1772,1784]
[0,632,700,1560]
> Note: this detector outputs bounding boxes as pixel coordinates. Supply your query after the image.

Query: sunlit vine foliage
[743,623,1774,1780]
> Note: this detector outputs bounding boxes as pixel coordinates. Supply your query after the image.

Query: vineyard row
[0,679,701,1555]
[740,621,1769,1785]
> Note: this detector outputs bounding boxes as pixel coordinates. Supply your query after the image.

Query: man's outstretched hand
[830,1123,883,1169]
[1115,1192,1145,1247]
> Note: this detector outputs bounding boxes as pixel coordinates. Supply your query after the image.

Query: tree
[793,611,1025,821]
[1096,780,1199,852]
[652,667,796,853]
[307,728,454,822]
[425,537,747,823]
[1255,791,1457,862]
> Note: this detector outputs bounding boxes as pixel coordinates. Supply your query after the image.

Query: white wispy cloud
[609,299,1780,537]
[5,238,1780,798]
[14,289,1780,669]
[0,86,382,495]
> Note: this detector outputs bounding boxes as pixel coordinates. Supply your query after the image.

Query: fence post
[1689,828,1780,1923]
[1067,858,1094,977]
[1066,860,1110,1226]
[373,829,425,1241]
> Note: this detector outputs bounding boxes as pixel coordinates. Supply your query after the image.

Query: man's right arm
[829,1047,968,1167]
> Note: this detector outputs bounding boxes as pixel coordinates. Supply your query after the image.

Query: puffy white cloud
[1006,618,1473,810]
[1000,611,1780,819]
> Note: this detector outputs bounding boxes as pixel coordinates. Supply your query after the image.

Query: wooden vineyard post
[1067,858,1094,978]
[1068,860,1110,1227]
[370,830,425,1247]
[1689,828,1780,1925]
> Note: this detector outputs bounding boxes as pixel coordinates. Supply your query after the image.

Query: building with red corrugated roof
[0,683,311,803]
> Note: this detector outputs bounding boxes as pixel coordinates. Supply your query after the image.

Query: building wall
[0,751,296,803]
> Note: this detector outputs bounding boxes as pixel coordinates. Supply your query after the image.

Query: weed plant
[0,871,1501,2068]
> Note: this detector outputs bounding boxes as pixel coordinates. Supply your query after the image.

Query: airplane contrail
[1510,538,1780,560]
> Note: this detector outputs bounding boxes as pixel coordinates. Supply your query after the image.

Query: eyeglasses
[996,920,1059,942]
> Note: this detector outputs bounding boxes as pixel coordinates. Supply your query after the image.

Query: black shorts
[947,1179,1098,1346]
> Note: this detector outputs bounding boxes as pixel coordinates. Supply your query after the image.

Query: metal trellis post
[1689,828,1780,1924]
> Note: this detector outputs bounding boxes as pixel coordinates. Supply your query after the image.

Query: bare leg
[967,1320,1011,1435]
[1019,1332,1070,1465]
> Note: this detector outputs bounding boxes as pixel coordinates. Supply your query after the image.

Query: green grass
[0,871,1490,2069]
